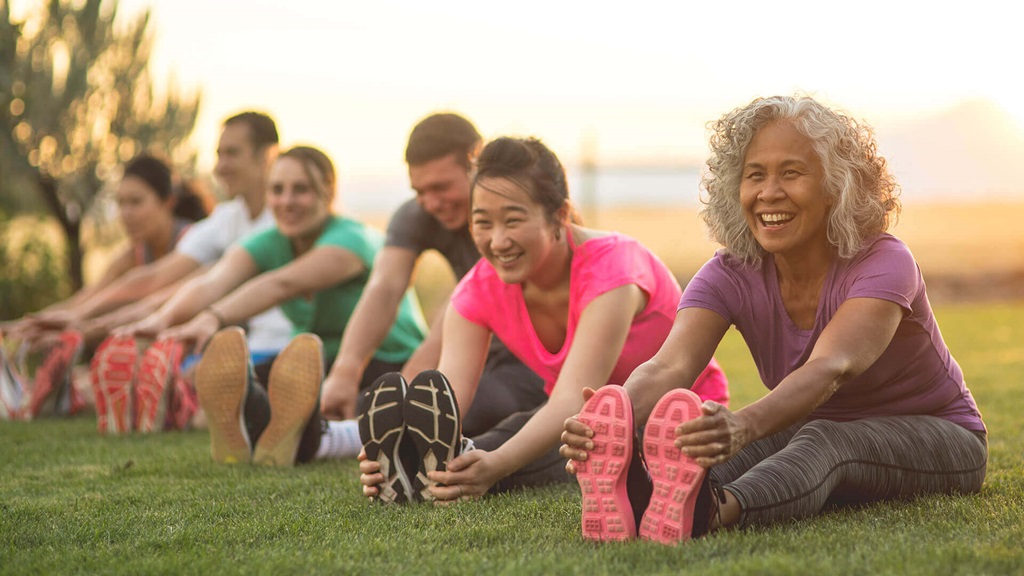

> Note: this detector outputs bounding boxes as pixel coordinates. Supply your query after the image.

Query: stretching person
[83,112,293,434]
[321,113,547,438]
[560,95,987,544]
[358,137,728,503]
[125,146,426,465]
[6,154,207,419]
[83,112,293,369]
[12,154,206,341]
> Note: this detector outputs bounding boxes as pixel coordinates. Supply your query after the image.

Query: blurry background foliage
[1,0,201,319]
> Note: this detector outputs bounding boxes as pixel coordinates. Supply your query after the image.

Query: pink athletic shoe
[575,386,636,541]
[23,330,84,420]
[91,335,138,434]
[638,388,706,545]
[166,371,199,431]
[134,338,184,433]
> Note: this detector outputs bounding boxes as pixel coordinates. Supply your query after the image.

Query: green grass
[2,302,1023,575]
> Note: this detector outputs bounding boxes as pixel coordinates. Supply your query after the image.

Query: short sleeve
[678,253,743,324]
[384,199,435,254]
[450,261,499,329]
[175,215,223,264]
[317,219,380,269]
[842,235,920,313]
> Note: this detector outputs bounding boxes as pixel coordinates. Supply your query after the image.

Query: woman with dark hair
[357,137,729,504]
[4,154,207,419]
[560,95,987,544]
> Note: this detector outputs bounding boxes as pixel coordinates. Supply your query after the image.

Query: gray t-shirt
[385,199,479,279]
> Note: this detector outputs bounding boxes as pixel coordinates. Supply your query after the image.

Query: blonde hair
[278,146,337,205]
[700,95,900,267]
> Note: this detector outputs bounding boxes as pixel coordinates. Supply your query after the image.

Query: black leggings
[709,416,988,526]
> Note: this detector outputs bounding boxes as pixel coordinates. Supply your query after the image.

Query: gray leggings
[710,415,988,527]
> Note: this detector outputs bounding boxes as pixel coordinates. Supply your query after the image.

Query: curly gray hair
[700,95,900,267]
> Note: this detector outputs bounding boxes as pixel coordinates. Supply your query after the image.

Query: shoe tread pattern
[253,334,323,467]
[195,328,251,464]
[638,389,706,545]
[358,372,412,504]
[576,386,636,541]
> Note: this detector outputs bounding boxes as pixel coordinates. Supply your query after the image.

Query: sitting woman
[5,154,207,419]
[120,145,426,464]
[358,137,729,504]
[560,95,987,544]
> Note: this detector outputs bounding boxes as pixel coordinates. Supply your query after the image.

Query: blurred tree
[0,0,201,292]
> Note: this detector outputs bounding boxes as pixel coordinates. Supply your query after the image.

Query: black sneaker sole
[404,370,461,502]
[358,372,413,504]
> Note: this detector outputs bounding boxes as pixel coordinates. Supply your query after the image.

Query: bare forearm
[737,356,846,441]
[205,277,291,327]
[624,356,706,426]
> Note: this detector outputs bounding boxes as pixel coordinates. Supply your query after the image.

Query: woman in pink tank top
[356,137,728,505]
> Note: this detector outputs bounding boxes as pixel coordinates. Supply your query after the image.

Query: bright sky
[13,0,1024,186]
[93,0,1019,178]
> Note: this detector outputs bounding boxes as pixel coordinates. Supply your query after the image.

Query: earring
[554,228,561,241]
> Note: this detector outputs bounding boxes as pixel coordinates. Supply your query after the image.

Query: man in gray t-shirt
[320,113,546,436]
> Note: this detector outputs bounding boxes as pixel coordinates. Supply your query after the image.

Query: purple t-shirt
[680,234,984,432]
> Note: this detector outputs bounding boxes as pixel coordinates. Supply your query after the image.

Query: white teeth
[760,213,793,224]
[497,254,518,263]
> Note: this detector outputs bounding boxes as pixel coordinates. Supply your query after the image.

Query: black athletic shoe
[357,372,413,504]
[404,370,462,502]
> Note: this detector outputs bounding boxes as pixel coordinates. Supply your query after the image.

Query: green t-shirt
[241,215,426,361]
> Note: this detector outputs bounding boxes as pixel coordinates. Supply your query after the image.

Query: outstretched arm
[677,297,903,467]
[431,284,646,499]
[62,252,202,322]
[158,244,367,349]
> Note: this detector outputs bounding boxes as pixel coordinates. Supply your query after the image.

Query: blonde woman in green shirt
[124,146,426,466]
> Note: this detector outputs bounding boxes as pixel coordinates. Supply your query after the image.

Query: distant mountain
[877,99,1024,201]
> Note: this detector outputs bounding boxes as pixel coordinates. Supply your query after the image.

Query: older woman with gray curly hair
[559,95,987,544]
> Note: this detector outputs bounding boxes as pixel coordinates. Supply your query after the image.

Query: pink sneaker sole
[135,338,183,433]
[24,330,84,419]
[638,389,706,545]
[91,336,138,434]
[575,386,636,541]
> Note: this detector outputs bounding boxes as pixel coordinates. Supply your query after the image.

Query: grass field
[2,302,1022,575]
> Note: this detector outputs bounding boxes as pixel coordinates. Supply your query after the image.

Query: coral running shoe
[575,385,637,541]
[25,330,85,420]
[134,338,184,433]
[90,335,138,433]
[638,388,706,545]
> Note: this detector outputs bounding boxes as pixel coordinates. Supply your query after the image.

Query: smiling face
[408,153,472,231]
[470,177,564,286]
[117,175,171,244]
[740,120,831,259]
[267,156,331,241]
